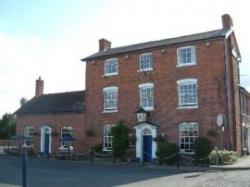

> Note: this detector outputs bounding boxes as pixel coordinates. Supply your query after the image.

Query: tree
[20,97,28,107]
[0,113,16,139]
[111,120,129,159]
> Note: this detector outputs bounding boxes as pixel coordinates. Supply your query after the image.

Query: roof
[82,29,229,61]
[240,86,250,97]
[15,91,85,115]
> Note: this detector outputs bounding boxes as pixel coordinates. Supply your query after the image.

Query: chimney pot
[35,76,44,97]
[222,14,233,29]
[99,38,111,52]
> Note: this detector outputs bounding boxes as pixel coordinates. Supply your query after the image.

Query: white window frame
[179,122,199,153]
[103,86,118,112]
[103,124,114,151]
[177,46,196,67]
[104,58,118,76]
[177,79,198,109]
[139,53,153,71]
[139,83,154,111]
[60,126,73,150]
[24,126,34,146]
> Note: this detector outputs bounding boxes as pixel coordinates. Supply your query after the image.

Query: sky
[0,0,250,117]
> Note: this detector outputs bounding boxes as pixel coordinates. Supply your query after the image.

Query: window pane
[103,125,113,150]
[178,47,196,65]
[140,54,152,70]
[178,81,197,106]
[104,89,118,110]
[61,127,73,147]
[179,123,198,152]
[105,59,118,75]
[140,86,154,108]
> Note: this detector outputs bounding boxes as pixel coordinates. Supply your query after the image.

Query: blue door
[44,133,50,155]
[143,135,152,162]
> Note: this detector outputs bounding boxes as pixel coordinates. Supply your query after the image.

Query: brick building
[240,87,250,154]
[16,14,250,160]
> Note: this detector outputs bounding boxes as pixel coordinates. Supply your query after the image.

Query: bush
[193,137,212,164]
[111,120,129,159]
[156,141,179,165]
[92,143,102,153]
[126,148,136,162]
[209,148,237,165]
[153,135,167,143]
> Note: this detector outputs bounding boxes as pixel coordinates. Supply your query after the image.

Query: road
[0,155,249,187]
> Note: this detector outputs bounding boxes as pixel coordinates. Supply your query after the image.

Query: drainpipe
[223,37,233,150]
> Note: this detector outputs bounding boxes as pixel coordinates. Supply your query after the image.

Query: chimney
[99,38,111,52]
[222,14,233,29]
[35,76,44,97]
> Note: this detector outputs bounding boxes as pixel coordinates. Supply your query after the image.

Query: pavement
[145,155,250,172]
[209,155,250,170]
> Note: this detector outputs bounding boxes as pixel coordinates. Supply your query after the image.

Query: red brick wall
[16,113,86,154]
[85,39,228,149]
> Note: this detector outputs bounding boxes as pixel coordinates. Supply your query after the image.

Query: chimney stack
[35,76,44,97]
[222,14,233,29]
[99,38,111,52]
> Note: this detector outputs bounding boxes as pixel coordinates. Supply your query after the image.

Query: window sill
[102,109,118,113]
[176,63,196,68]
[177,105,198,109]
[180,150,195,154]
[142,107,154,111]
[103,73,118,77]
[137,68,153,72]
[102,149,112,152]
[23,144,33,148]
[59,146,74,150]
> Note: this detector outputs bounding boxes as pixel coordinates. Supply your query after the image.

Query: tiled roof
[15,91,85,115]
[82,29,228,61]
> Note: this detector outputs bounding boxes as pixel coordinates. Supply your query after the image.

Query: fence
[0,139,17,146]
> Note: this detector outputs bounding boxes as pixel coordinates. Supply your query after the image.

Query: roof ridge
[39,90,85,97]
[82,28,227,61]
[105,29,224,51]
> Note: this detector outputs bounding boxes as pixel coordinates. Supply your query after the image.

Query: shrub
[126,148,136,162]
[193,137,212,164]
[153,135,167,143]
[92,143,102,153]
[209,148,237,165]
[111,120,129,159]
[156,141,179,165]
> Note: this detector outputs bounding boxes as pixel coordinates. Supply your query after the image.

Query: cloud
[0,30,85,117]
[1,0,250,117]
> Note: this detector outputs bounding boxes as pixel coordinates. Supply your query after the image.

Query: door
[44,133,50,155]
[143,135,152,162]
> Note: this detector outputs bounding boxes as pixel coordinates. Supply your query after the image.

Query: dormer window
[104,58,118,76]
[139,53,153,71]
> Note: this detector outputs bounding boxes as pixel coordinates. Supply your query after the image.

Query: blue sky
[0,0,109,39]
[0,0,250,117]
